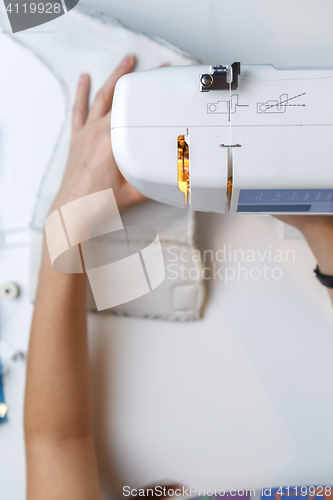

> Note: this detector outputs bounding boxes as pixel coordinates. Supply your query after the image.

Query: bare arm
[25,256,100,500]
[276,215,333,305]
[24,54,144,500]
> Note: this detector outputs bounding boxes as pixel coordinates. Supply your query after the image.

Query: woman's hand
[53,54,145,213]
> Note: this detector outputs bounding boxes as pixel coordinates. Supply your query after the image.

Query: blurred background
[81,0,333,66]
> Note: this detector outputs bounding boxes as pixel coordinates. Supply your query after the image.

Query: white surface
[0,37,64,230]
[88,214,333,492]
[1,1,333,499]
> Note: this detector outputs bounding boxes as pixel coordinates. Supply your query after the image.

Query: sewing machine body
[111,64,333,214]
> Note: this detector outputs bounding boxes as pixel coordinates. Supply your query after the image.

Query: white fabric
[0,5,205,320]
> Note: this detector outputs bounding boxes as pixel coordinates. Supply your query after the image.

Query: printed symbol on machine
[257,92,306,113]
[207,94,249,119]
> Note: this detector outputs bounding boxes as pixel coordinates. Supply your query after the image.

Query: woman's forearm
[25,246,102,500]
[24,247,92,443]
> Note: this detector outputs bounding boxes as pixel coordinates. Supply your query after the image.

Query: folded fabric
[0,5,205,320]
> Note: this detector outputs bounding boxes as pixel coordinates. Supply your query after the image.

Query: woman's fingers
[86,54,136,125]
[72,73,90,134]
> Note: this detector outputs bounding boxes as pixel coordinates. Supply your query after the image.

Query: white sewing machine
[111,63,333,214]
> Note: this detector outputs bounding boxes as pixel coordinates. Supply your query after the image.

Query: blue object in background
[0,360,8,424]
